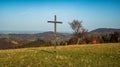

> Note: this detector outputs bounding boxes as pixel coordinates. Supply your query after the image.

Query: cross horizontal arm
[56,22,62,24]
[48,21,54,23]
[48,21,62,24]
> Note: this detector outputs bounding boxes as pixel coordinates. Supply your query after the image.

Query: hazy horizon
[0,0,120,32]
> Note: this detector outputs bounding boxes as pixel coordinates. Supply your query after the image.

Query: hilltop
[90,28,120,34]
[0,43,120,67]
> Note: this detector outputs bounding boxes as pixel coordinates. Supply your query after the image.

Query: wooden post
[48,15,62,52]
[54,15,57,52]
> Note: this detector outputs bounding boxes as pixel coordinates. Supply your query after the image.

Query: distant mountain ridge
[0,28,120,49]
[0,31,71,42]
[90,28,120,34]
[0,32,71,49]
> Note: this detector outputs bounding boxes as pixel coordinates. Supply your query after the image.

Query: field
[0,43,120,67]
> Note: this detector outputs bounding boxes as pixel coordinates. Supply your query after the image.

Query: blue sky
[0,0,120,32]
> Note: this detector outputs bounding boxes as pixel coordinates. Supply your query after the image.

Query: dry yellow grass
[0,43,120,67]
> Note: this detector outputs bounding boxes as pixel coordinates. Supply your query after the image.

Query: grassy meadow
[0,43,120,67]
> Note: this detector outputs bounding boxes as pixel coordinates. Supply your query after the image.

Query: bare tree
[69,20,82,34]
[69,20,88,44]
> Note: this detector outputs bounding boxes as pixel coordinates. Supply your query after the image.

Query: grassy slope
[0,43,120,67]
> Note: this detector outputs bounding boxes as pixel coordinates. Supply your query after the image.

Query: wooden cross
[48,15,62,52]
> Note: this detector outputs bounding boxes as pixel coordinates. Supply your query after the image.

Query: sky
[0,0,120,32]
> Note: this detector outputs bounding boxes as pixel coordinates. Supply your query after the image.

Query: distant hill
[0,28,120,49]
[0,31,70,41]
[0,38,21,49]
[37,31,71,41]
[90,28,120,34]
[0,32,71,49]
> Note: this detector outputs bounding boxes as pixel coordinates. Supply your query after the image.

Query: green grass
[0,43,120,67]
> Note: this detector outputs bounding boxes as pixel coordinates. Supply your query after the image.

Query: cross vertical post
[54,15,57,52]
[48,15,62,52]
